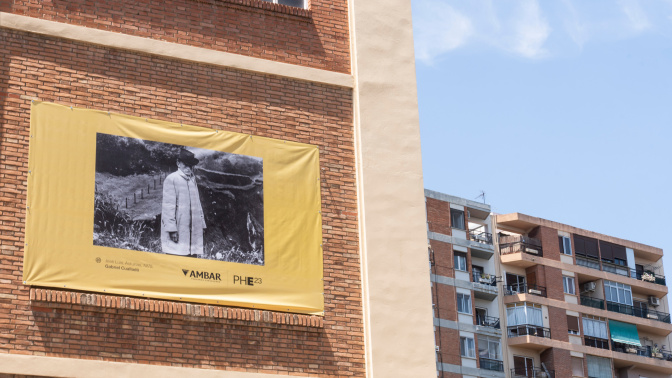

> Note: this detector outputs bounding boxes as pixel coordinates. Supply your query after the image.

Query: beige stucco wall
[348,0,437,375]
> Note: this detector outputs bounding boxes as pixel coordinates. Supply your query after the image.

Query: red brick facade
[2,0,350,73]
[0,0,362,371]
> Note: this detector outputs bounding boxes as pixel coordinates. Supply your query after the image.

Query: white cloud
[412,0,671,64]
[510,0,552,58]
[413,1,473,64]
[619,0,651,31]
[562,0,588,48]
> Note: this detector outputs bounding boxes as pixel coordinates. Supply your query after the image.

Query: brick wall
[430,240,454,278]
[541,347,572,378]
[432,282,456,322]
[2,0,350,73]
[547,306,568,342]
[436,327,460,367]
[0,28,362,375]
[426,197,451,235]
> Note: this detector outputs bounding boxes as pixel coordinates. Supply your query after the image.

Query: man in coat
[161,149,206,257]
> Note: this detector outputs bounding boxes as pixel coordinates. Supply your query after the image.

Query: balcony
[576,256,601,270]
[584,336,609,350]
[612,341,672,362]
[580,296,605,310]
[606,301,671,324]
[499,235,543,257]
[602,261,629,277]
[472,272,497,286]
[576,257,667,288]
[480,357,504,372]
[632,270,667,286]
[476,315,500,329]
[469,228,493,245]
[505,283,547,298]
[511,367,554,377]
[507,325,551,339]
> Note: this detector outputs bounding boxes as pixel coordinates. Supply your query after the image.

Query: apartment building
[427,189,672,378]
[0,0,436,376]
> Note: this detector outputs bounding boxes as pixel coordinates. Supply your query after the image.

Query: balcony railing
[606,301,671,324]
[602,261,629,277]
[505,283,547,298]
[584,336,609,350]
[511,367,555,377]
[612,341,672,361]
[507,325,551,339]
[576,256,600,271]
[499,235,543,257]
[469,230,493,245]
[575,257,667,287]
[631,270,667,286]
[472,272,497,286]
[580,296,605,310]
[476,315,500,329]
[479,357,504,372]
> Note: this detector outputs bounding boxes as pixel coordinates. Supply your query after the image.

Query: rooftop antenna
[476,190,486,204]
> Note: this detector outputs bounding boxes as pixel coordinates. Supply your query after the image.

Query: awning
[609,320,641,346]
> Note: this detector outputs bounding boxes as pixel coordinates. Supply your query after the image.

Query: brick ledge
[29,287,324,328]
[218,0,312,18]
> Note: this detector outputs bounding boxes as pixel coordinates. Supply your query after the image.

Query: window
[460,336,475,358]
[586,355,612,378]
[563,276,576,295]
[450,209,465,230]
[477,335,501,360]
[261,0,306,9]
[506,303,542,326]
[582,316,607,339]
[559,235,572,255]
[571,357,584,377]
[513,356,534,376]
[457,293,472,314]
[567,315,579,335]
[604,280,633,305]
[454,252,467,271]
[574,234,599,258]
[505,273,526,293]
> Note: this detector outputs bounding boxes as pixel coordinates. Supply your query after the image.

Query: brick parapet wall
[1,0,350,73]
[0,27,362,375]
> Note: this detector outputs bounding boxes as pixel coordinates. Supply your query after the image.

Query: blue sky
[412,0,672,282]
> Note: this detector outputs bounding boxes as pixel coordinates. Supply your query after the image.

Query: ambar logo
[182,269,222,281]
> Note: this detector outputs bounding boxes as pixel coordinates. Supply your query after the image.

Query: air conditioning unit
[649,296,661,307]
[583,282,596,292]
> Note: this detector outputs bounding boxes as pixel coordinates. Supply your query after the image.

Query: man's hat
[178,149,199,166]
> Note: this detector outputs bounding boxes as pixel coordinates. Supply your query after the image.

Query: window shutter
[599,240,613,261]
[567,315,579,332]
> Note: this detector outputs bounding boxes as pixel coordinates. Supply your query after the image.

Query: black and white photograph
[93,133,264,265]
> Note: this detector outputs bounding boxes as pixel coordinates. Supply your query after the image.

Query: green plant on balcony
[642,272,656,282]
[479,274,492,284]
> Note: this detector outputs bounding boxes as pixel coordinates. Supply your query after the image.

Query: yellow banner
[24,101,324,315]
